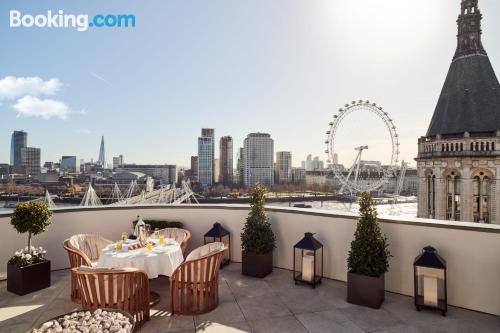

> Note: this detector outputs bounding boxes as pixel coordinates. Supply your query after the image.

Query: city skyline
[1,1,500,167]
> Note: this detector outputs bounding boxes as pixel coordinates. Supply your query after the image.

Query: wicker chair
[73,267,150,330]
[170,242,226,315]
[63,234,114,301]
[157,228,191,254]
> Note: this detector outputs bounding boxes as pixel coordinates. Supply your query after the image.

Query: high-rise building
[305,154,313,171]
[236,147,244,186]
[292,167,306,185]
[190,156,198,182]
[219,136,233,186]
[243,133,274,187]
[60,156,78,173]
[333,153,339,165]
[198,128,214,187]
[214,158,220,184]
[113,155,124,169]
[10,130,27,166]
[416,0,500,224]
[312,156,324,171]
[21,147,41,176]
[276,151,292,184]
[98,136,106,167]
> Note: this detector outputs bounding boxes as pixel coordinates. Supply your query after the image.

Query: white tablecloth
[96,240,184,279]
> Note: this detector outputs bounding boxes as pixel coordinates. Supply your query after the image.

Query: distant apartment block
[275,151,292,184]
[198,128,214,187]
[21,147,41,176]
[116,164,177,184]
[292,167,306,185]
[190,156,198,182]
[243,133,274,187]
[60,156,78,173]
[113,155,124,169]
[219,136,233,186]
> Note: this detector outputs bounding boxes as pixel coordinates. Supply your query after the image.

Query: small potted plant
[347,192,391,309]
[7,201,53,295]
[241,184,276,278]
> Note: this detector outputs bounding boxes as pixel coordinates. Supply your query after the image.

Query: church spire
[454,0,487,60]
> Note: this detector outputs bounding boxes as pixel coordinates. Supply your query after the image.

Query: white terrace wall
[0,204,499,316]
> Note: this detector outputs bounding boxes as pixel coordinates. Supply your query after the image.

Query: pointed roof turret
[426,0,500,137]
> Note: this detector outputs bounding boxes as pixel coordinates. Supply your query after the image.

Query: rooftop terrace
[0,205,499,332]
[1,263,499,333]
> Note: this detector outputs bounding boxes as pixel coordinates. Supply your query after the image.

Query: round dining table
[96,239,184,279]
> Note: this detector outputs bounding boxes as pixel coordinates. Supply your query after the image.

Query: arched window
[492,142,495,151]
[473,173,491,223]
[450,144,454,152]
[446,143,450,152]
[475,142,479,151]
[442,144,445,152]
[486,142,490,151]
[481,142,485,151]
[446,172,461,221]
[427,173,436,219]
[460,142,464,151]
[470,142,474,151]
[455,143,459,151]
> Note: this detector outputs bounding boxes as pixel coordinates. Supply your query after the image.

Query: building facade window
[473,173,491,223]
[446,172,461,221]
[427,172,436,219]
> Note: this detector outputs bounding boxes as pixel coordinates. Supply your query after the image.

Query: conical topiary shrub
[241,183,276,277]
[347,192,391,308]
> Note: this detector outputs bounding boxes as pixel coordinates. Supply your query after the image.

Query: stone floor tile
[339,305,404,332]
[236,294,292,321]
[196,321,251,333]
[296,309,364,333]
[194,299,246,326]
[249,315,308,333]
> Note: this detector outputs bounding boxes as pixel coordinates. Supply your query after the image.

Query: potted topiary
[241,183,276,278]
[7,201,53,295]
[347,192,391,309]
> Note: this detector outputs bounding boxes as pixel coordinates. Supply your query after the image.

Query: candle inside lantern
[302,252,314,282]
[423,275,438,307]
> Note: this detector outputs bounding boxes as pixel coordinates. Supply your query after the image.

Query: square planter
[242,252,273,278]
[347,271,385,309]
[7,260,51,295]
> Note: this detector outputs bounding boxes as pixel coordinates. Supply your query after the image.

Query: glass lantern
[204,222,230,266]
[414,246,447,316]
[293,232,323,288]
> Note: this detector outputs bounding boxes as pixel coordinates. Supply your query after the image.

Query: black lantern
[204,222,230,266]
[414,246,447,316]
[293,232,323,288]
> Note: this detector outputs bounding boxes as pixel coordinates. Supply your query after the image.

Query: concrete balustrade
[0,204,499,316]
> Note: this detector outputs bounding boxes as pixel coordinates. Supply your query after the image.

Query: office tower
[10,130,28,166]
[237,147,244,185]
[60,156,78,173]
[292,167,306,185]
[198,128,214,187]
[21,147,41,176]
[416,0,500,224]
[333,153,338,165]
[243,133,274,187]
[214,158,220,184]
[98,136,106,167]
[190,156,198,182]
[113,155,124,169]
[276,151,292,184]
[219,136,233,186]
[312,156,324,171]
[305,154,313,171]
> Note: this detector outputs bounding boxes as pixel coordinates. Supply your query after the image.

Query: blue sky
[1,0,500,168]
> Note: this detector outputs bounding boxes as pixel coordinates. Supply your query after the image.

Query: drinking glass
[117,242,123,251]
[121,232,127,241]
[146,243,153,252]
[145,224,152,238]
[159,235,165,245]
[154,228,159,239]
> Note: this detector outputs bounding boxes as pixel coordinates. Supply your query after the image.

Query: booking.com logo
[9,10,136,32]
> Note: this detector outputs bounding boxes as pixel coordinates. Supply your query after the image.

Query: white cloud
[13,96,71,120]
[0,76,62,100]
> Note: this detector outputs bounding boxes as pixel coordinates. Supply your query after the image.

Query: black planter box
[347,271,385,309]
[242,251,273,278]
[7,260,51,295]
